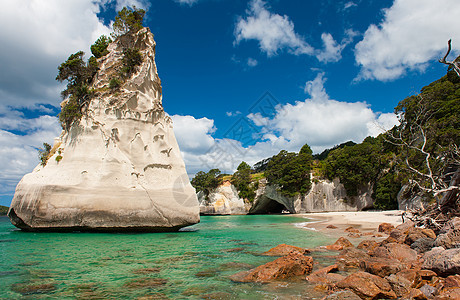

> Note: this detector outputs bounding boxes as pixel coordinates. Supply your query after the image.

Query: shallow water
[0,215,336,299]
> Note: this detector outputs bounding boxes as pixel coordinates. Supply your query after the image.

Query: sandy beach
[297,210,404,243]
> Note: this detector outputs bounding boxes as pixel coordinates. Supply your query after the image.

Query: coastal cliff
[199,176,374,215]
[8,28,200,232]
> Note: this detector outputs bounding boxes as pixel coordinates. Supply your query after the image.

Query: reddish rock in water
[326,224,338,229]
[230,253,313,282]
[262,244,309,256]
[336,271,397,299]
[325,237,354,251]
[378,223,395,234]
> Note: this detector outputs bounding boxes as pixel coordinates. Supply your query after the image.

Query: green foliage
[0,205,8,215]
[55,155,63,163]
[56,51,99,130]
[264,146,313,197]
[38,143,52,167]
[373,172,401,210]
[191,169,222,200]
[109,77,121,90]
[390,71,460,196]
[313,141,356,161]
[58,98,82,130]
[232,161,257,202]
[91,35,112,58]
[323,137,383,196]
[112,6,145,37]
[253,157,272,172]
[121,48,142,77]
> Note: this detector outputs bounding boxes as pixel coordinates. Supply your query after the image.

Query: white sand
[297,210,404,243]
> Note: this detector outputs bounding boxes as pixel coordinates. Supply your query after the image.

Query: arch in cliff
[248,195,293,214]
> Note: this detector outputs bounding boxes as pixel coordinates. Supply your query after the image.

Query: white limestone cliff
[8,28,200,231]
[198,181,248,215]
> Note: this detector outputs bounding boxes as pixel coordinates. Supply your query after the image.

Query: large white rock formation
[198,181,248,215]
[8,28,200,231]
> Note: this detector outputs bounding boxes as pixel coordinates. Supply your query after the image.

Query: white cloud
[355,0,460,81]
[172,74,399,175]
[234,0,314,56]
[0,106,62,196]
[0,0,112,108]
[316,30,358,63]
[174,0,199,6]
[247,57,259,67]
[112,0,150,10]
[226,111,242,117]
[344,1,357,10]
[171,115,216,155]
[246,73,395,153]
[234,0,352,63]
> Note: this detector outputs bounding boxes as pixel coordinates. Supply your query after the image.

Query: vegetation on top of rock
[191,169,222,200]
[90,35,112,58]
[112,6,145,37]
[55,6,147,132]
[38,143,52,167]
[264,144,313,197]
[232,161,257,202]
[121,48,142,77]
[56,51,97,130]
[322,136,385,197]
[0,205,9,215]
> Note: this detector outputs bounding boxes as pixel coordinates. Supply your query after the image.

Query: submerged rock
[8,28,199,232]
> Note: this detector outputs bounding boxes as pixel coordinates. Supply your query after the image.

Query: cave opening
[249,198,290,214]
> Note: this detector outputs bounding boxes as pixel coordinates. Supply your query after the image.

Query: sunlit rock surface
[8,28,199,232]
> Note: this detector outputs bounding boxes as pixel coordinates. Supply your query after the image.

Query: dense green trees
[265,144,313,197]
[232,161,257,202]
[55,51,97,130]
[112,6,145,37]
[323,137,383,196]
[91,35,112,58]
[191,169,222,200]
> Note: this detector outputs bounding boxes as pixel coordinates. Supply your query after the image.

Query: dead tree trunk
[439,39,460,77]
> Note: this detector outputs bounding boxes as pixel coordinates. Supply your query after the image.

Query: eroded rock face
[198,181,248,215]
[8,28,199,232]
[300,178,374,212]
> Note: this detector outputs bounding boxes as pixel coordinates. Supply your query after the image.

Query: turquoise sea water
[0,215,336,299]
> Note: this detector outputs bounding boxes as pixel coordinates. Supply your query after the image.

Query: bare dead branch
[439,39,460,77]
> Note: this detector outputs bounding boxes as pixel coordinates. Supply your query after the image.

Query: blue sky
[1,0,460,206]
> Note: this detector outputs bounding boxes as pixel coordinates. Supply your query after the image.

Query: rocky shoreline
[230,215,460,299]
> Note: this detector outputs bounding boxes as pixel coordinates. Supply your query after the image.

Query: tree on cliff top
[265,145,313,197]
[191,169,222,200]
[232,161,257,202]
[112,6,146,37]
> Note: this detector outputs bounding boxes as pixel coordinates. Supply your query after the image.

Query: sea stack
[8,28,200,231]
